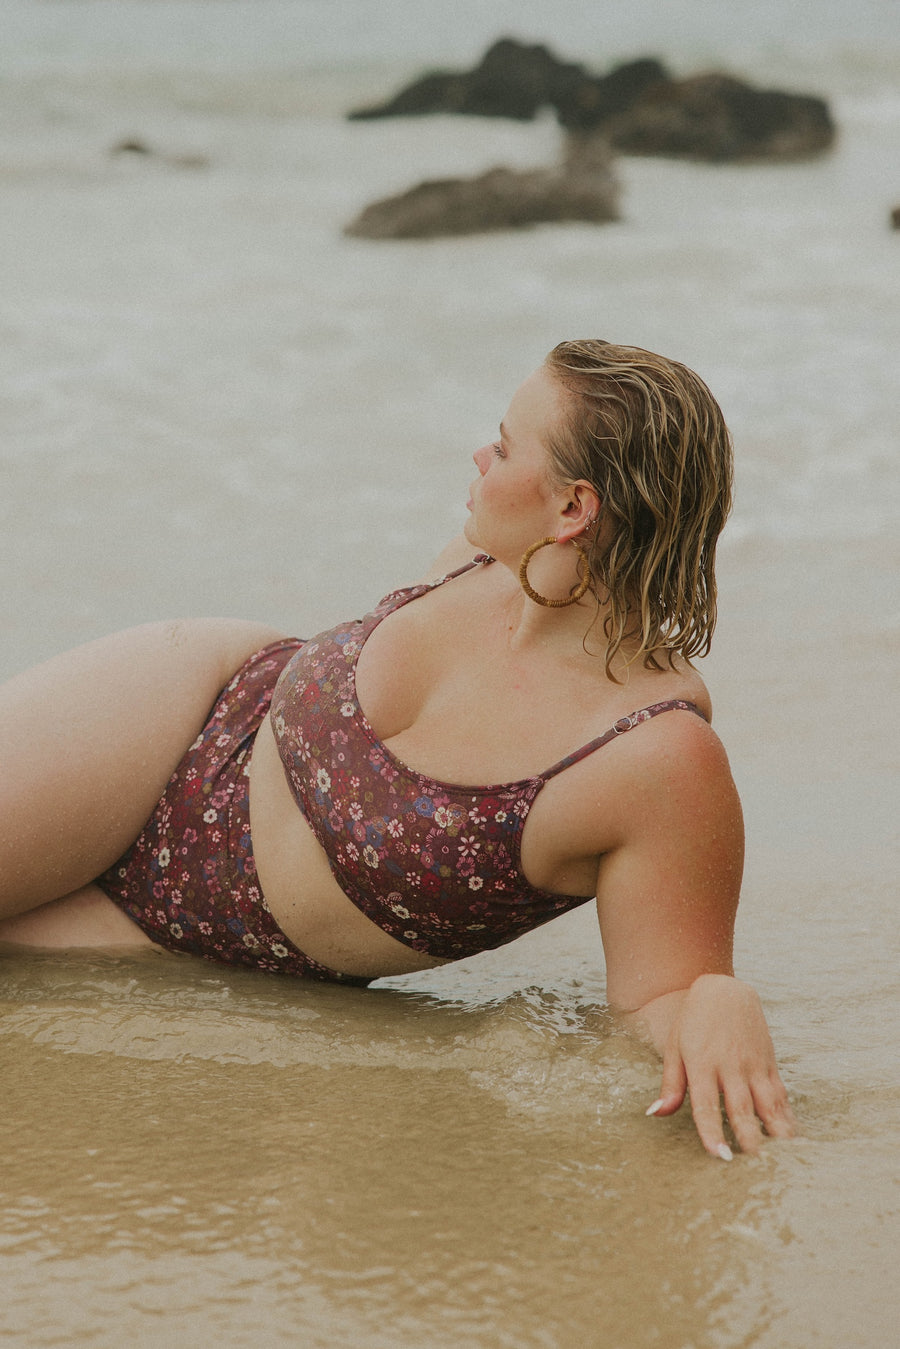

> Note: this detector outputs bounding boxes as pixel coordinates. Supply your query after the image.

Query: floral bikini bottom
[96,639,371,986]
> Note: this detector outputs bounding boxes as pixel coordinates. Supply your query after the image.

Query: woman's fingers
[751,1069,798,1140]
[686,1062,798,1157]
[719,1080,765,1155]
[720,1068,798,1153]
[642,976,797,1157]
[679,1067,738,1159]
[645,1040,689,1117]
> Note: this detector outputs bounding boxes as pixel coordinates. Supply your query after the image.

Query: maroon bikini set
[97,557,704,982]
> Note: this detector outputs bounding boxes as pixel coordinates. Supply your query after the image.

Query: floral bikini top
[270,556,706,962]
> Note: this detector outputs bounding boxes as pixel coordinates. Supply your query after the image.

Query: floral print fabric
[97,639,371,984]
[271,555,706,962]
[97,558,706,979]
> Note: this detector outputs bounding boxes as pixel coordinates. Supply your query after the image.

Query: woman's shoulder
[607,686,738,828]
[559,655,725,786]
[619,650,713,725]
[553,687,740,872]
[611,665,727,785]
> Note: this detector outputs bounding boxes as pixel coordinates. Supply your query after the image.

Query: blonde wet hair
[544,339,733,678]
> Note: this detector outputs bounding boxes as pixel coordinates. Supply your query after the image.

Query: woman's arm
[595,713,796,1157]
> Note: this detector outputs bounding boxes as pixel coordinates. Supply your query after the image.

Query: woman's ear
[556,482,601,542]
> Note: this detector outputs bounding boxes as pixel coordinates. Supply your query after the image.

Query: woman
[0,340,795,1159]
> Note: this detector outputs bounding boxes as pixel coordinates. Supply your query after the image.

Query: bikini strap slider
[613,715,635,734]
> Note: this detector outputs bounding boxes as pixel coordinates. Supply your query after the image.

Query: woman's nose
[473,444,490,474]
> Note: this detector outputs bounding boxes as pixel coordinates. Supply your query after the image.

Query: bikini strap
[374,554,494,619]
[539,699,708,782]
[430,553,494,587]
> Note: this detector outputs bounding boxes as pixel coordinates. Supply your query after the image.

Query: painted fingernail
[716,1143,734,1162]
[645,1099,665,1116]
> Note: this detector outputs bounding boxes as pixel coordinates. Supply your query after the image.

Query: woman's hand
[642,973,797,1158]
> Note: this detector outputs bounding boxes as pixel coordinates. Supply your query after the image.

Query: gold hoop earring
[519,536,591,608]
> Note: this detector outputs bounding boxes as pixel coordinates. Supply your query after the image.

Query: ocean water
[1,2,898,1346]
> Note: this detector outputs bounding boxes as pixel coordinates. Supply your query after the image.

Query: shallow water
[2,2,899,1345]
[2,936,897,1348]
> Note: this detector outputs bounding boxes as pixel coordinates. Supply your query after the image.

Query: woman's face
[464,367,568,562]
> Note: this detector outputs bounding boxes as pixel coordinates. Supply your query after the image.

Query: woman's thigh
[0,618,284,916]
[0,884,157,949]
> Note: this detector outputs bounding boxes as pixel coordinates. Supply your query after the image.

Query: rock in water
[348,38,592,121]
[553,59,671,129]
[344,136,619,239]
[348,37,835,162]
[605,73,835,161]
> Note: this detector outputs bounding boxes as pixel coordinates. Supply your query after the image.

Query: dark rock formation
[604,73,835,161]
[348,37,835,161]
[348,38,595,122]
[344,134,619,239]
[554,58,669,130]
[891,205,900,230]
